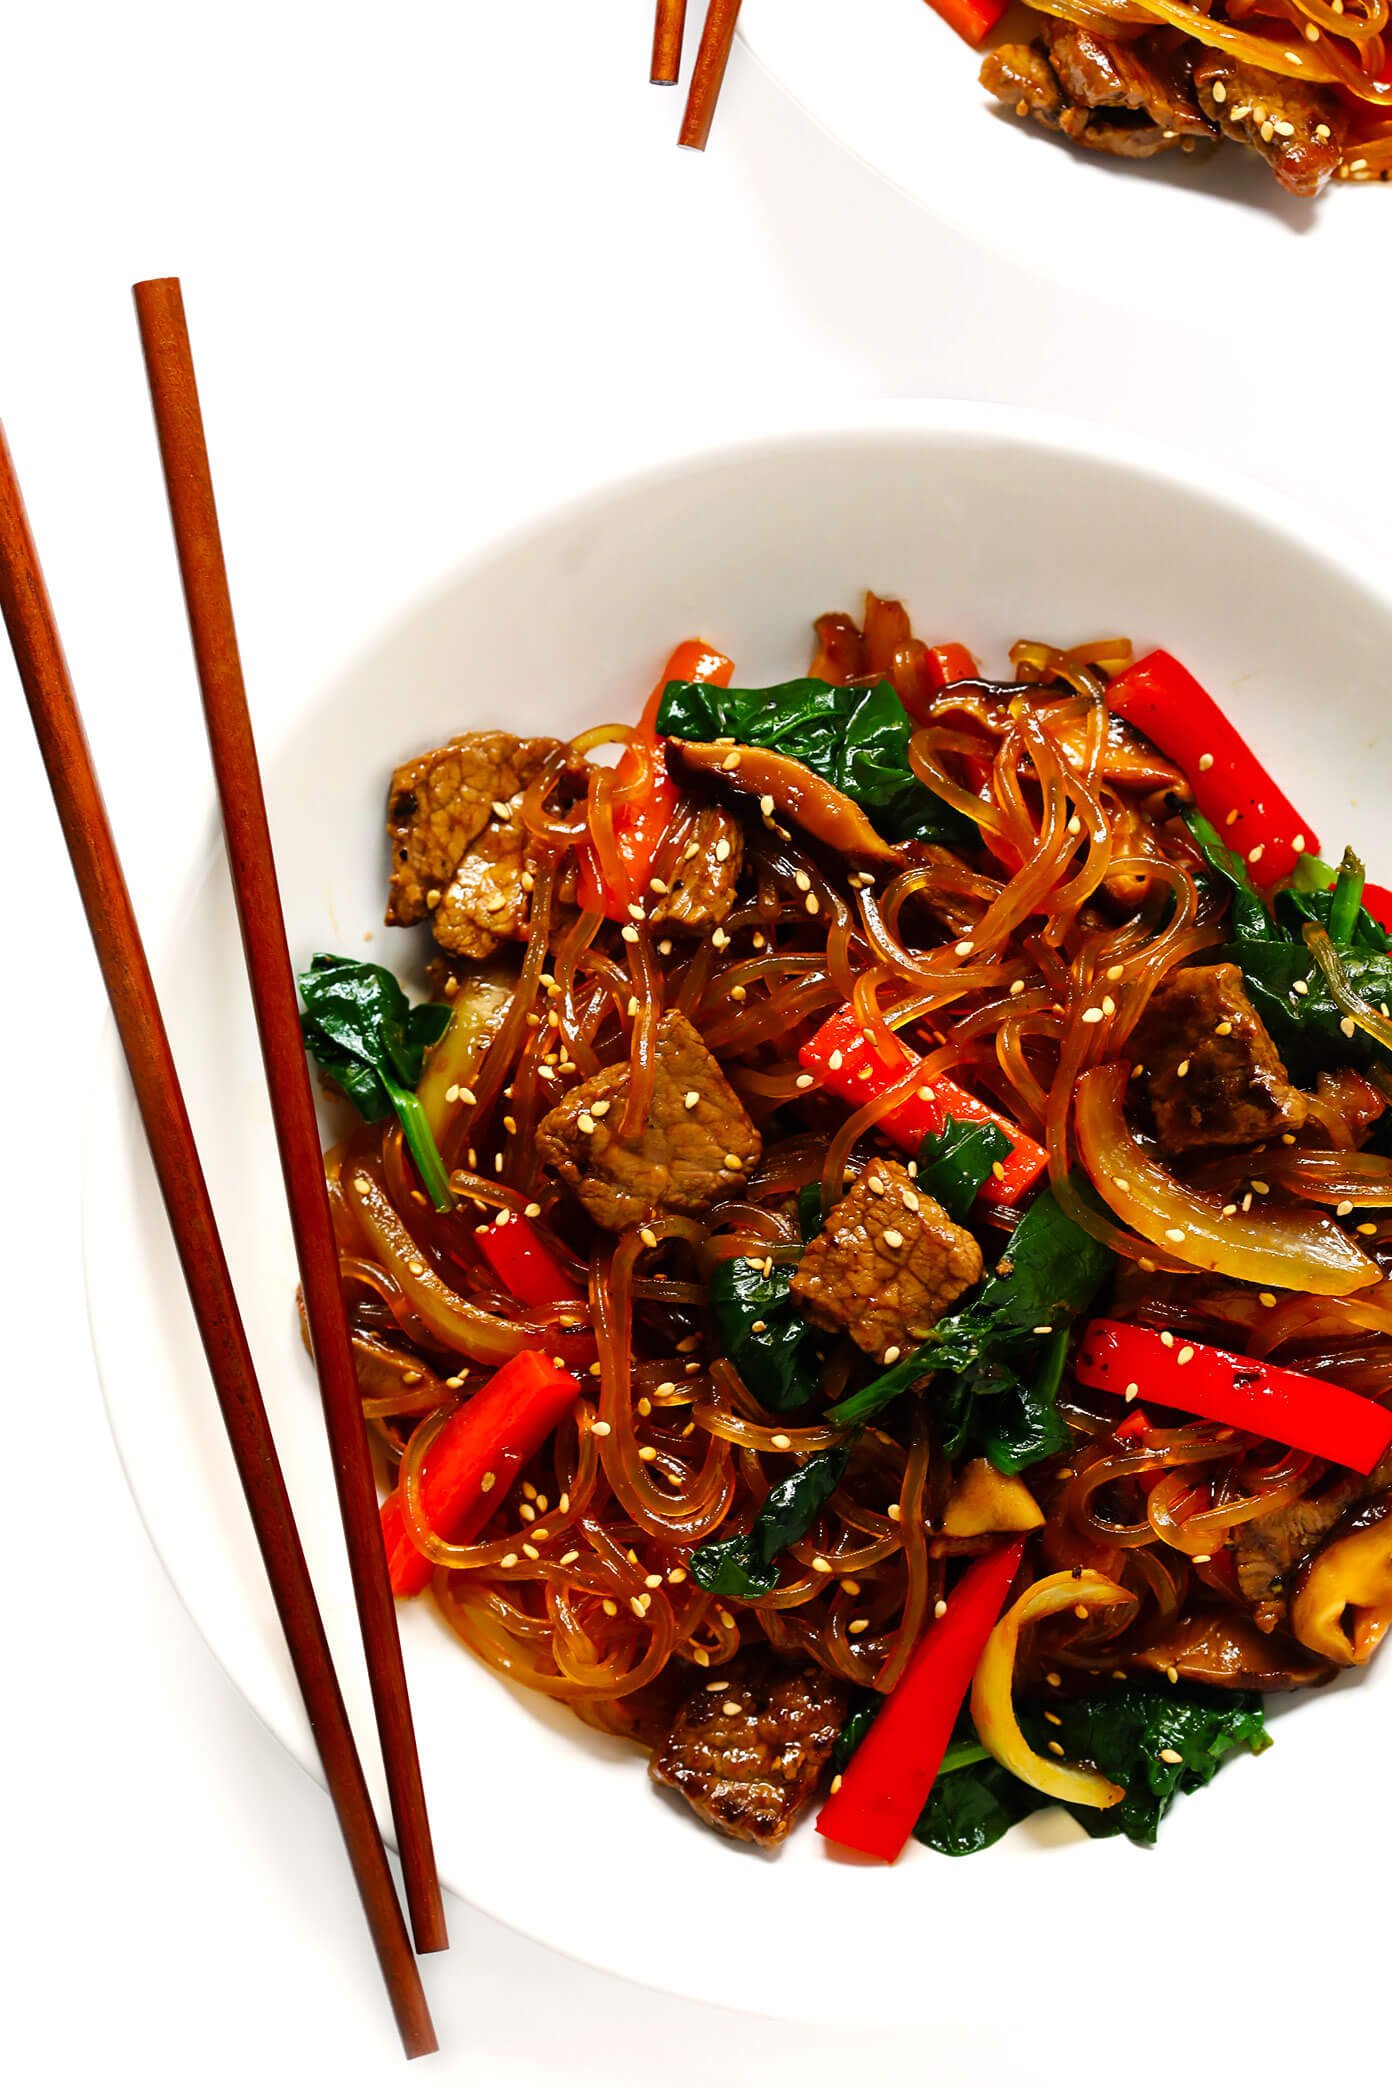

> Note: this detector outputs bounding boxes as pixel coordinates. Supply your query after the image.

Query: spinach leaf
[917,1116,1012,1224]
[299,953,453,1210]
[1184,813,1392,1079]
[655,675,972,849]
[690,1444,851,1597]
[796,1180,826,1243]
[916,1756,1049,1858]
[1020,1683,1270,1847]
[826,1182,1111,1472]
[838,1683,1268,1856]
[709,1253,823,1413]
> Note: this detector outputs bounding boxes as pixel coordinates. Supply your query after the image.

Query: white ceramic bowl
[741,0,1379,311]
[86,405,1392,2025]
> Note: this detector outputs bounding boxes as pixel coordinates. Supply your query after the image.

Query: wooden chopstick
[0,423,437,2061]
[651,0,688,83]
[679,0,743,149]
[131,277,448,1960]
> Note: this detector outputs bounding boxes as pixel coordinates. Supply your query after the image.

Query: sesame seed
[841,1578,861,1597]
[1213,80,1227,103]
[714,837,732,863]
[848,1618,869,1635]
[1159,1747,1184,1765]
[638,1446,658,1463]
[1192,1554,1212,1566]
[1114,1176,1130,1193]
[882,1345,902,1365]
[731,985,746,1001]
[1101,995,1116,1018]
[1046,1671,1061,1688]
[1032,1325,1053,1337]
[1047,1740,1065,1756]
[829,1773,844,1795]
[621,924,639,944]
[591,1420,612,1438]
[805,893,820,915]
[1081,1007,1104,1025]
[1222,1203,1238,1217]
[501,1552,519,1569]
[1340,1016,1357,1039]
[1165,1227,1186,1244]
[724,1152,745,1170]
[1009,978,1026,997]
[828,1048,844,1071]
[902,1190,920,1212]
[1160,1331,1175,1348]
[1176,1057,1190,1079]
[1293,978,1309,997]
[1260,120,1275,142]
[627,901,645,923]
[991,1160,1006,1181]
[640,1226,659,1249]
[668,1567,687,1584]
[1044,1711,1062,1727]
[1124,1382,1139,1402]
[1074,1604,1089,1621]
[1314,122,1331,140]
[1241,1193,1253,1212]
[692,1647,709,1666]
[1359,1223,1378,1236]
[721,750,741,771]
[759,793,775,816]
[407,1260,425,1277]
[480,1471,497,1493]
[955,939,975,957]
[577,1113,596,1135]
[1177,1346,1194,1366]
[522,1542,540,1561]
[1337,1200,1355,1217]
[883,1228,905,1249]
[1225,809,1238,826]
[933,1598,948,1619]
[1105,964,1124,982]
[887,1503,903,1523]
[771,1433,792,1450]
[1248,844,1265,866]
[1166,1664,1180,1685]
[519,1503,536,1523]
[794,870,812,893]
[812,1555,831,1573]
[1275,119,1296,136]
[711,927,730,950]
[1230,104,1250,121]
[1067,815,1082,837]
[795,1072,815,1090]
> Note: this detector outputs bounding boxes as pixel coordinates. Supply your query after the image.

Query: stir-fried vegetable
[798,1003,1048,1205]
[1074,1319,1392,1475]
[381,1351,581,1596]
[971,1571,1133,1809]
[917,1115,1014,1224]
[298,953,452,1209]
[689,1445,850,1597]
[575,637,733,919]
[1109,650,1319,884]
[815,1537,1025,1861]
[708,1251,823,1412]
[825,1181,1113,1472]
[1075,1061,1380,1295]
[655,673,971,847]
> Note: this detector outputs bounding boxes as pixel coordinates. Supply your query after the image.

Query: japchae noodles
[301,594,1392,1859]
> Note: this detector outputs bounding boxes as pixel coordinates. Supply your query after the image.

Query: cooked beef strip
[1234,1449,1392,1631]
[650,1649,847,1848]
[1193,52,1345,198]
[650,804,743,933]
[981,26,1212,161]
[386,731,561,958]
[1132,961,1308,1153]
[535,1008,762,1231]
[790,1159,983,1365]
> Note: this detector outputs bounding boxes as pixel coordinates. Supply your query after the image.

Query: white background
[5,3,1389,2084]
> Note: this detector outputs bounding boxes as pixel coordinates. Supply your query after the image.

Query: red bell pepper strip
[1361,881,1392,935]
[380,1350,580,1596]
[923,0,1008,47]
[575,638,734,920]
[475,1211,597,1366]
[925,641,979,691]
[1107,650,1318,887]
[816,1536,1025,1862]
[1074,1319,1392,1477]
[797,1003,1047,1205]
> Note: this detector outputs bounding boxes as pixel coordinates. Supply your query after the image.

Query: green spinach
[1186,811,1392,1080]
[824,1181,1111,1471]
[917,1116,1013,1224]
[655,675,971,848]
[709,1253,823,1413]
[690,1444,851,1597]
[298,953,453,1210]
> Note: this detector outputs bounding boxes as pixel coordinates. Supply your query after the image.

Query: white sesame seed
[887,1504,902,1522]
[1165,1227,1186,1243]
[828,1048,844,1071]
[1177,1346,1195,1366]
[1124,1382,1139,1402]
[714,837,732,863]
[1293,978,1309,997]
[723,1152,745,1171]
[480,1470,497,1493]
[1340,1016,1357,1039]
[1081,1007,1104,1025]
[883,1228,905,1249]
[794,869,812,893]
[500,1552,519,1569]
[795,1072,815,1089]
[1337,1200,1355,1218]
[955,939,975,957]
[1032,1325,1053,1337]
[1176,1058,1190,1078]
[1101,995,1116,1018]
[577,1113,596,1136]
[407,1260,425,1277]
[933,1598,948,1619]
[812,1555,831,1573]
[882,1345,902,1365]
[1009,978,1025,997]
[591,1420,612,1438]
[848,1618,869,1635]
[991,1160,1006,1181]
[721,750,741,771]
[1106,964,1124,982]
[1067,815,1082,837]
[1159,1747,1184,1765]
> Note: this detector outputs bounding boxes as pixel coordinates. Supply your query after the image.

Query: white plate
[86,403,1392,2024]
[740,0,1379,308]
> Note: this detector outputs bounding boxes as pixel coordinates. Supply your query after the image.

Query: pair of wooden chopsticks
[0,282,442,2059]
[652,0,743,149]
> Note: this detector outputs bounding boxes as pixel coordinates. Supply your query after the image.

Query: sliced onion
[345,1167,542,1363]
[1075,1063,1379,1297]
[970,1569,1135,1809]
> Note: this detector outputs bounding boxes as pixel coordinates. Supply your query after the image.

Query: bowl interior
[86,416,1392,2024]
